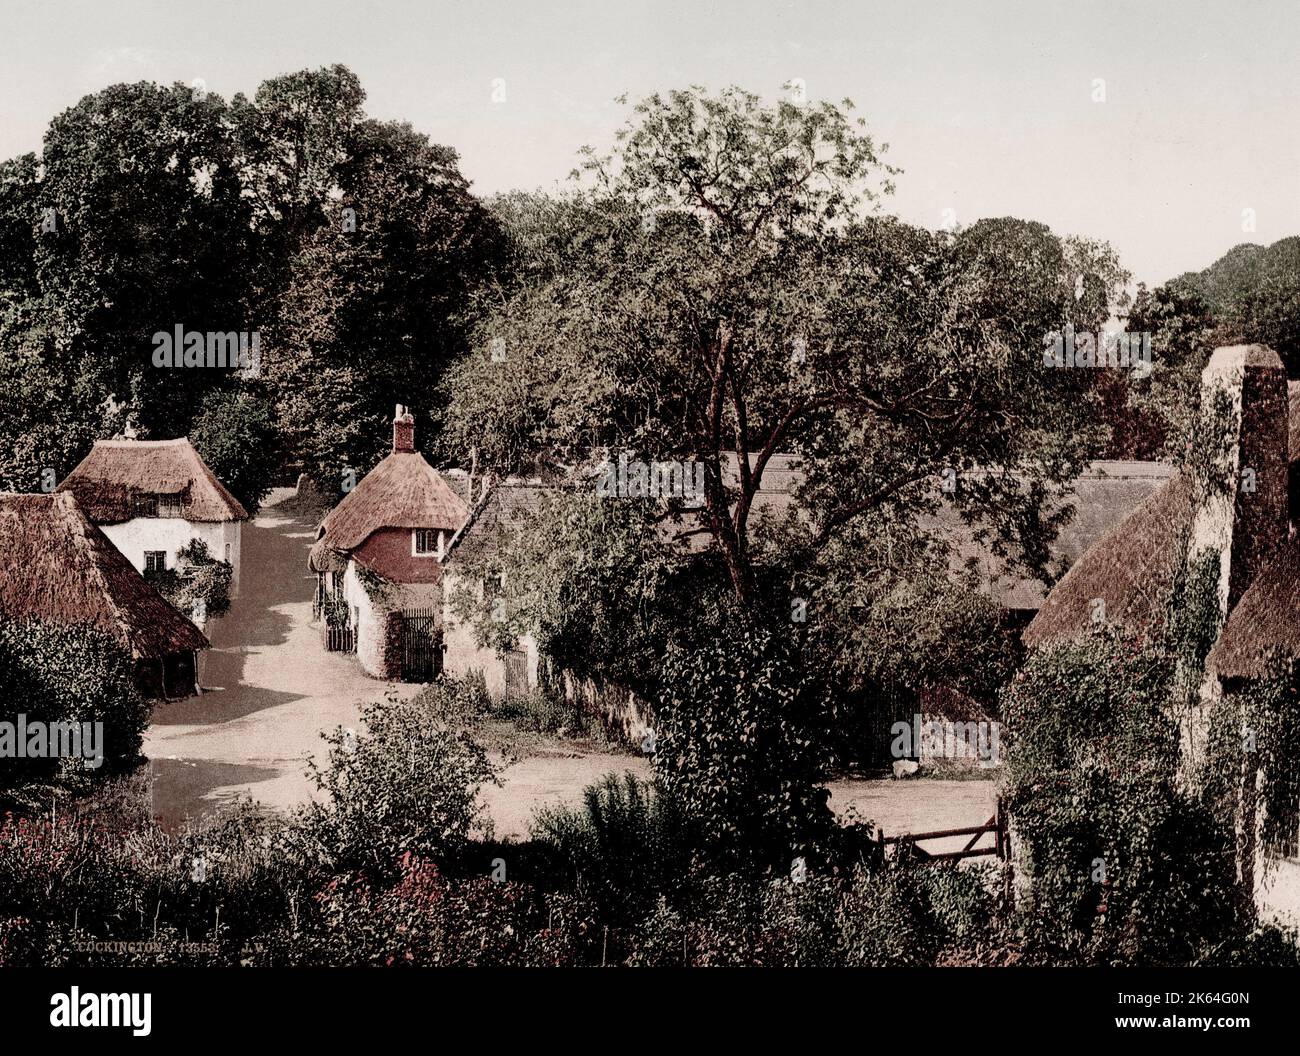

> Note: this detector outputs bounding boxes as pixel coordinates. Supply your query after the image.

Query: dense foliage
[1001,635,1244,965]
[0,65,505,494]
[441,87,1126,606]
[146,539,233,624]
[0,620,149,791]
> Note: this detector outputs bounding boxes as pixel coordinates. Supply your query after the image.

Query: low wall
[560,670,653,748]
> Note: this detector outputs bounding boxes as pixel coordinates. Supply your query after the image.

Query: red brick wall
[352,528,445,583]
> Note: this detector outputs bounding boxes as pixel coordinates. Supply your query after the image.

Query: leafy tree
[261,116,507,485]
[190,387,281,516]
[1104,279,1217,459]
[799,513,1022,709]
[301,688,499,879]
[0,310,106,491]
[1171,236,1300,376]
[0,153,41,305]
[443,87,1121,602]
[653,611,839,871]
[0,620,150,790]
[447,488,687,697]
[34,81,253,438]
[230,64,367,254]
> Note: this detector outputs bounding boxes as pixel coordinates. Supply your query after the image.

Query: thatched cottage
[57,438,248,592]
[1025,344,1300,920]
[0,492,208,698]
[309,406,470,681]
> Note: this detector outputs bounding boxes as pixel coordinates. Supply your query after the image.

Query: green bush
[654,616,839,872]
[300,689,499,879]
[1002,634,1241,964]
[531,772,692,926]
[146,539,232,622]
[0,619,150,789]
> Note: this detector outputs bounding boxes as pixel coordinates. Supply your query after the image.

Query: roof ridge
[441,473,498,563]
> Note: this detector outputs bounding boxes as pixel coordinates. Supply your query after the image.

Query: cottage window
[135,493,184,518]
[144,551,167,574]
[413,529,441,556]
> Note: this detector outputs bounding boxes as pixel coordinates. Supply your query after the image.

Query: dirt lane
[142,489,419,826]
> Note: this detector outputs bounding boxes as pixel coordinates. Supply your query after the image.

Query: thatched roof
[59,438,248,523]
[932,461,1178,611]
[1208,537,1300,680]
[1021,379,1297,669]
[443,477,557,565]
[0,492,208,659]
[1022,469,1193,649]
[309,451,470,572]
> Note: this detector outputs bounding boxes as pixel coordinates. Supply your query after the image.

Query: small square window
[413,529,440,555]
[144,551,167,574]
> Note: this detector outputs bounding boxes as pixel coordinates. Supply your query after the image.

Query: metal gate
[399,608,441,682]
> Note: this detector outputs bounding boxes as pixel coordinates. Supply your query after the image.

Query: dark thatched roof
[309,451,470,572]
[1208,537,1300,680]
[59,438,248,524]
[1022,469,1193,649]
[0,492,208,659]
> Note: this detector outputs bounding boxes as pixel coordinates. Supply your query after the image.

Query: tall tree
[34,81,252,438]
[264,117,505,483]
[444,87,1122,601]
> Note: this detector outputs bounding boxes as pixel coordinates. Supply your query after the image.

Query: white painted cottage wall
[440,569,538,697]
[100,518,242,593]
[342,560,386,678]
[341,564,444,680]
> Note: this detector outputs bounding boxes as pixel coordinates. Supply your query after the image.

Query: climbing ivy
[353,564,394,607]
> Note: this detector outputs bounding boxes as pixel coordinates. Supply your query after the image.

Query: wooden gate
[878,798,1009,864]
[399,608,441,682]
[503,648,529,696]
[325,623,355,653]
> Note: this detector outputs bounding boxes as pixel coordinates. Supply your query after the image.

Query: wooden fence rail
[878,799,1009,864]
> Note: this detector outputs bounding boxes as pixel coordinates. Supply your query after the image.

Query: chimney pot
[393,406,416,453]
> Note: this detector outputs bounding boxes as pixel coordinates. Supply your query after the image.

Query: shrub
[1001,635,1240,964]
[146,539,232,622]
[300,689,499,878]
[530,772,692,926]
[0,619,150,789]
[255,854,602,967]
[654,615,839,873]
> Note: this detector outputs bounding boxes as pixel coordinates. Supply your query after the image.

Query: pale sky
[2,0,1298,286]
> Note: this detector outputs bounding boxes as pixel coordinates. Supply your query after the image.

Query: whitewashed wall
[440,570,538,696]
[101,518,242,593]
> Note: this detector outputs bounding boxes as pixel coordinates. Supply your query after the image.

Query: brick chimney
[393,404,415,453]
[1187,344,1289,618]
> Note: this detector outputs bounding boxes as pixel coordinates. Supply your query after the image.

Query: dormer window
[413,529,443,557]
[134,492,185,518]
